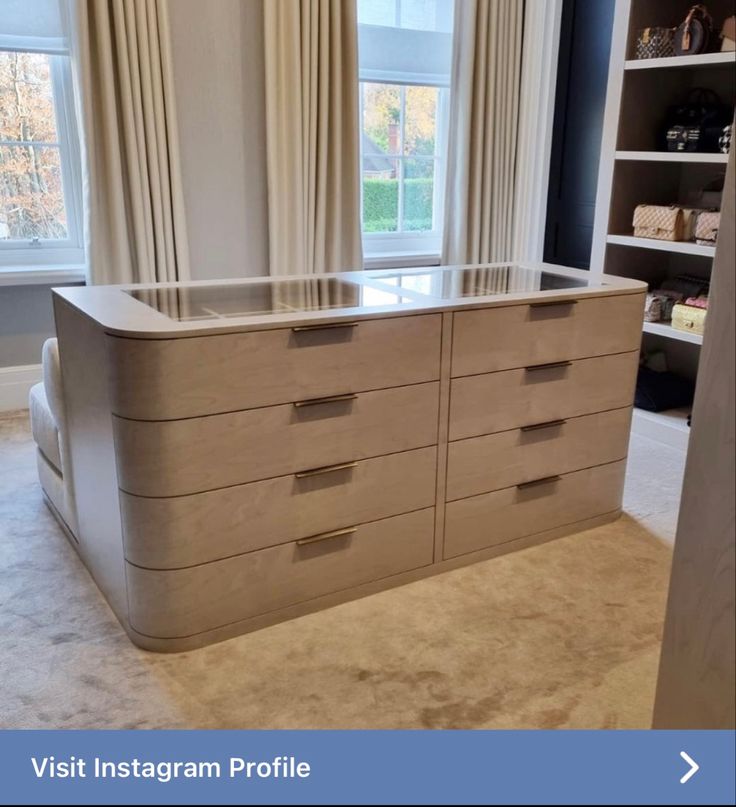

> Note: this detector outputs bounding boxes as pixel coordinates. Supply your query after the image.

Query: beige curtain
[442,0,523,265]
[263,0,363,276]
[70,0,189,284]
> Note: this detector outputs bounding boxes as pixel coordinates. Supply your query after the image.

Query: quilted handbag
[633,205,684,241]
[636,27,675,59]
[672,301,708,335]
[695,210,720,244]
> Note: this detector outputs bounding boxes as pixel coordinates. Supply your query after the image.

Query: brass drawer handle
[520,419,567,432]
[292,322,359,333]
[293,393,358,408]
[517,475,562,490]
[295,461,359,479]
[525,360,572,372]
[296,526,357,546]
[529,299,578,309]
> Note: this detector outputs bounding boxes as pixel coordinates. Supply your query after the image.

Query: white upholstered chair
[28,338,78,538]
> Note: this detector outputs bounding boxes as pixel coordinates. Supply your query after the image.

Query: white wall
[167,0,270,280]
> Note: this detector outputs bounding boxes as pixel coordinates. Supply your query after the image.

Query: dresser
[51,264,645,651]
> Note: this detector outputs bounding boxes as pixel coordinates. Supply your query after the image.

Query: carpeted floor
[0,409,686,729]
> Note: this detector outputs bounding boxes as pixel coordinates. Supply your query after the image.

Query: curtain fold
[442,0,523,265]
[263,0,363,276]
[69,0,189,284]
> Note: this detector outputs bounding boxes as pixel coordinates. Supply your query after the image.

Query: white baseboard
[0,364,42,413]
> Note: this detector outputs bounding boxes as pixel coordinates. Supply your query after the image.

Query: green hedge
[363,178,433,233]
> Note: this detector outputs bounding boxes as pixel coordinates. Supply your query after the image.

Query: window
[0,0,83,270]
[357,0,454,262]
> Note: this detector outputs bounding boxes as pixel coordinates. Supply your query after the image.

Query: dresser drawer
[449,351,638,441]
[121,446,437,568]
[126,507,435,638]
[444,460,625,559]
[114,381,440,497]
[107,314,442,419]
[446,408,632,501]
[451,293,644,377]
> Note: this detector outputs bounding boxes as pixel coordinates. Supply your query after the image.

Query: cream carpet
[0,409,685,729]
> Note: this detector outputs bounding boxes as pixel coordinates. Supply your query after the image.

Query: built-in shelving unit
[592,0,735,449]
[642,320,703,345]
[615,150,729,163]
[624,51,736,70]
[606,234,717,257]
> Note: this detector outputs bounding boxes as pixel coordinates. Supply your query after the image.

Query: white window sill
[363,252,441,270]
[0,265,86,287]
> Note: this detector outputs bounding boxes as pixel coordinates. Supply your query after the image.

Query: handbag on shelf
[644,289,684,322]
[663,88,733,151]
[720,123,732,153]
[695,210,720,244]
[633,204,684,241]
[721,15,736,50]
[674,4,714,55]
[672,300,708,335]
[635,26,676,59]
[635,366,695,412]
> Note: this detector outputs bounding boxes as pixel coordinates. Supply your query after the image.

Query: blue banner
[0,730,733,805]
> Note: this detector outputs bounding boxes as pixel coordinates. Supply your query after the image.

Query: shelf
[615,150,729,164]
[625,52,736,71]
[631,407,690,451]
[607,234,716,257]
[642,320,703,345]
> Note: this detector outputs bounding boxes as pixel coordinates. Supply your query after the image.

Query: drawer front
[447,408,632,501]
[122,446,437,568]
[115,381,440,497]
[126,507,435,638]
[449,351,638,441]
[451,293,644,377]
[108,314,442,419]
[444,460,626,559]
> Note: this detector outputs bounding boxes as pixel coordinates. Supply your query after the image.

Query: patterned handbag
[720,123,732,153]
[636,27,676,58]
[633,205,684,241]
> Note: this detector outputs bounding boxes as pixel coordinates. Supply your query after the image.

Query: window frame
[359,74,451,263]
[357,7,454,265]
[0,37,84,271]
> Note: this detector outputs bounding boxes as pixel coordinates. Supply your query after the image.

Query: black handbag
[635,367,695,412]
[674,4,714,55]
[663,88,734,151]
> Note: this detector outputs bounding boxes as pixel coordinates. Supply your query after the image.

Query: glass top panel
[369,265,594,298]
[127,278,414,321]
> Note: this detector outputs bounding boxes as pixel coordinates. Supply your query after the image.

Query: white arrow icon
[680,751,700,784]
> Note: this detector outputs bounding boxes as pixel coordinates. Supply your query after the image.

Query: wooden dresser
[52,264,646,651]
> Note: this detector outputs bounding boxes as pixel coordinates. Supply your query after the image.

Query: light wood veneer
[446,408,632,501]
[126,507,436,638]
[449,351,639,441]
[52,266,646,650]
[114,381,440,497]
[107,313,442,419]
[121,446,437,568]
[451,293,644,376]
[444,460,627,559]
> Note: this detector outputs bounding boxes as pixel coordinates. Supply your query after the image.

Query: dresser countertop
[53,262,647,339]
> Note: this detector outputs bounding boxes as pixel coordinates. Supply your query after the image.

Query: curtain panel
[70,0,189,284]
[263,0,363,276]
[442,0,523,265]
